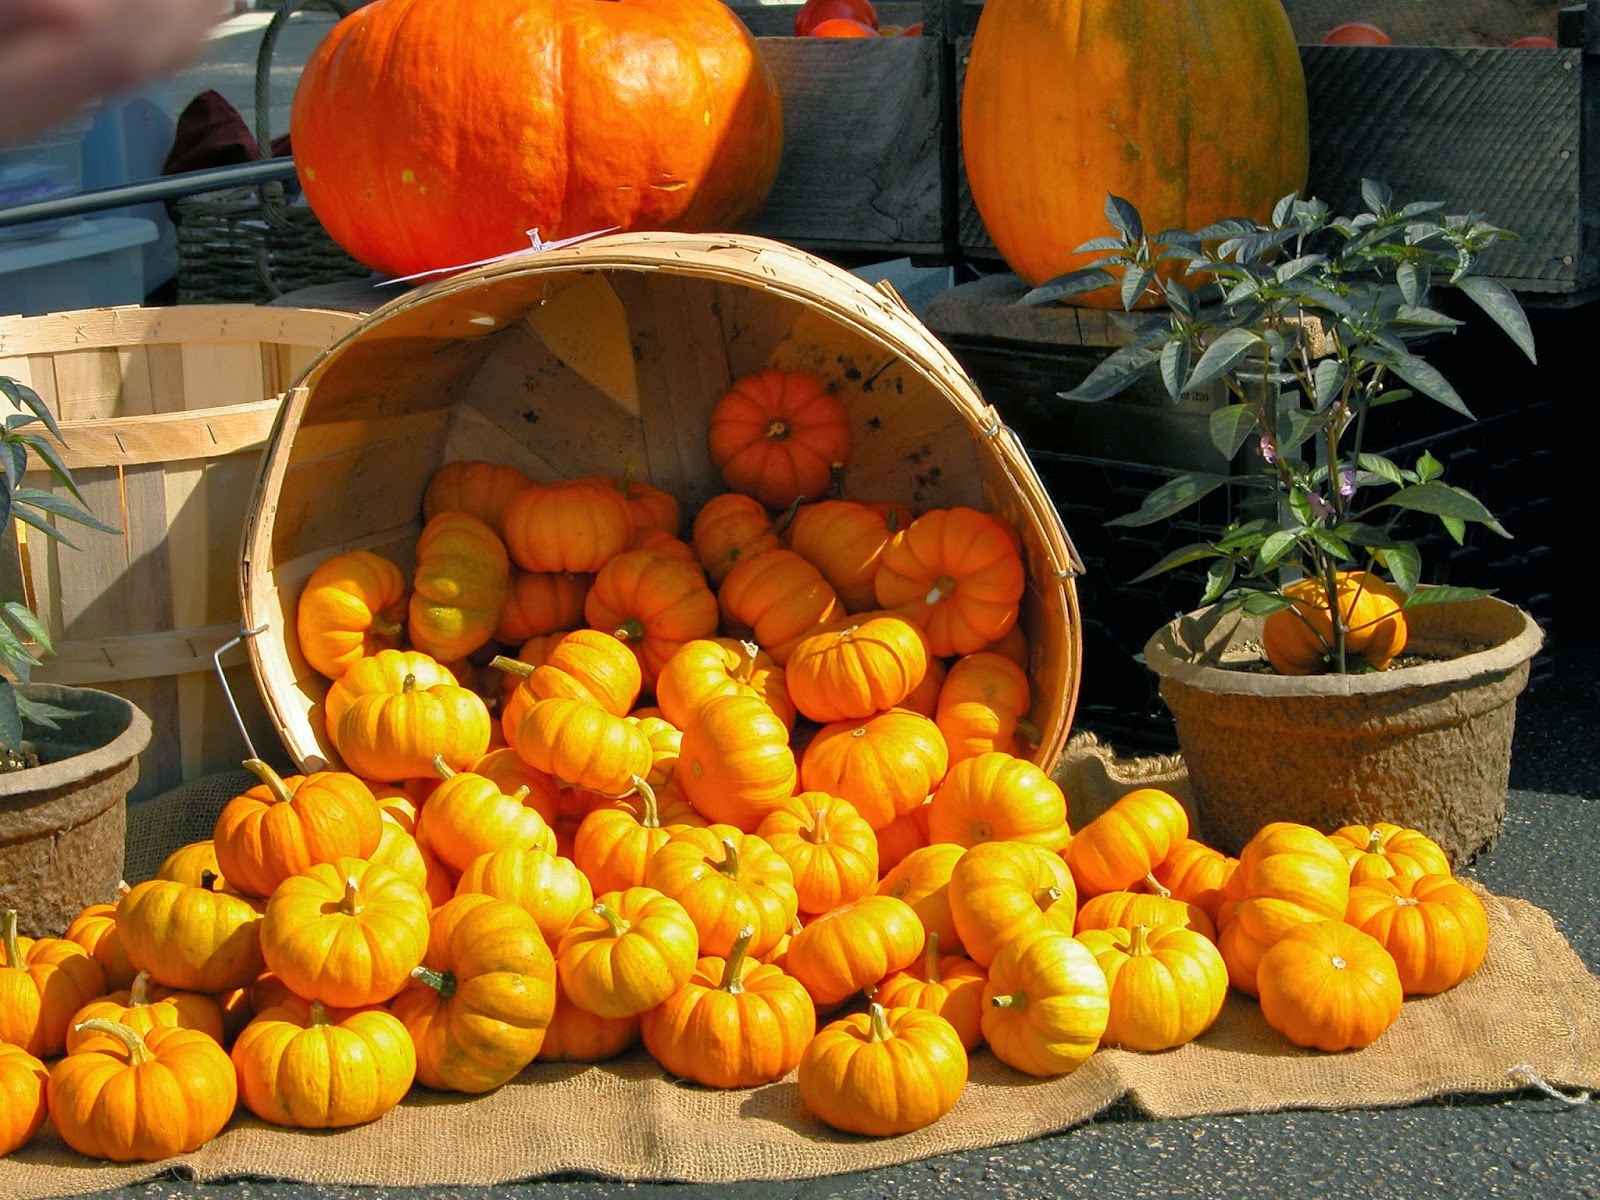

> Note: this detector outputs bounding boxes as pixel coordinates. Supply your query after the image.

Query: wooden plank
[748,38,944,251]
[30,624,247,686]
[38,402,281,469]
[0,305,355,358]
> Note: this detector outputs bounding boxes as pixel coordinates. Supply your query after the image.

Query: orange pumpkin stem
[737,641,762,683]
[805,808,831,845]
[635,779,662,830]
[925,575,956,606]
[990,992,1025,1011]
[370,615,404,637]
[432,754,458,781]
[489,655,535,679]
[614,619,646,642]
[720,925,756,995]
[199,869,223,893]
[594,901,631,940]
[1,909,21,970]
[1365,829,1385,854]
[867,1001,893,1044]
[74,1018,152,1065]
[772,497,803,537]
[1035,885,1063,911]
[127,971,154,1007]
[765,417,792,442]
[242,757,294,805]
[402,673,421,694]
[410,964,458,1002]
[308,1000,330,1027]
[1128,924,1153,958]
[340,876,363,916]
[1015,718,1042,749]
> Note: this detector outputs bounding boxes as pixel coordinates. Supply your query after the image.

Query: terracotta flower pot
[0,684,153,936]
[1141,595,1544,866]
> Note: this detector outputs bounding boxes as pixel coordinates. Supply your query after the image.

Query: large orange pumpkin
[961,0,1309,301]
[290,0,783,278]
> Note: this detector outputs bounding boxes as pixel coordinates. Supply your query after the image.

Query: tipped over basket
[238,232,1084,774]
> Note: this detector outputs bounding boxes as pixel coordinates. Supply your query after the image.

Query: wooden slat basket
[238,232,1085,776]
[0,304,363,800]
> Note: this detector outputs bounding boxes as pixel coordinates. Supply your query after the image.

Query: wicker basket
[239,232,1085,775]
[0,303,363,801]
[172,0,372,304]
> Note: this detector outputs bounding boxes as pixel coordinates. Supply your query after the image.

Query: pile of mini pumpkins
[0,364,1492,1162]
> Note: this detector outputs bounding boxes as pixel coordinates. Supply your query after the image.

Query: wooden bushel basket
[239,233,1085,774]
[0,304,363,800]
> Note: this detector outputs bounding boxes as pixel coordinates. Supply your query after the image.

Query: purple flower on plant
[1259,435,1276,465]
[1307,493,1334,521]
[1338,468,1357,498]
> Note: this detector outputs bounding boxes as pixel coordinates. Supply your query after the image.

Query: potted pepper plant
[0,375,152,936]
[1022,183,1544,864]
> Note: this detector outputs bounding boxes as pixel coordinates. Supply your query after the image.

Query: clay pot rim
[0,684,154,798]
[1142,592,1545,699]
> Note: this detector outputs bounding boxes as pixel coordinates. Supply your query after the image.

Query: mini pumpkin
[47,1021,237,1162]
[536,979,642,1063]
[63,892,138,992]
[331,665,492,782]
[422,459,533,536]
[65,970,226,1053]
[691,491,785,588]
[797,1002,968,1136]
[456,846,595,946]
[799,708,949,831]
[1329,821,1453,884]
[644,825,799,959]
[707,368,851,511]
[231,996,416,1128]
[0,909,106,1058]
[502,478,636,574]
[584,549,720,686]
[934,650,1032,763]
[556,887,700,1019]
[717,547,844,665]
[873,506,1025,657]
[784,894,925,1010]
[639,924,816,1088]
[1077,923,1228,1052]
[416,755,558,873]
[408,510,512,662]
[872,931,988,1051]
[1064,786,1190,897]
[784,614,929,723]
[1256,919,1404,1052]
[294,548,408,680]
[755,791,879,915]
[0,1042,49,1156]
[926,751,1069,851]
[783,497,905,611]
[116,876,264,995]
[982,928,1110,1077]
[676,691,798,830]
[946,841,1077,968]
[1260,570,1408,674]
[1344,873,1489,995]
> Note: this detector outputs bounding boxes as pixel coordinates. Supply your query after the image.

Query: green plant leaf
[1413,450,1444,483]
[0,634,41,682]
[10,487,119,534]
[1019,268,1117,307]
[1201,558,1236,604]
[1073,236,1127,255]
[1401,584,1495,607]
[1208,404,1258,459]
[1396,261,1426,307]
[1187,328,1261,393]
[15,692,83,733]
[1257,529,1300,568]
[1308,528,1352,559]
[0,683,20,752]
[1378,480,1500,526]
[1355,453,1405,486]
[1386,351,1474,419]
[1,440,25,491]
[1309,358,1347,408]
[1,601,51,652]
[1106,472,1232,527]
[1058,340,1164,402]
[0,377,65,443]
[1161,276,1196,320]
[1239,589,1297,616]
[1379,542,1421,592]
[1454,275,1536,363]
[1105,193,1143,242]
[1124,541,1223,585]
[12,506,80,550]
[1440,514,1467,544]
[1121,265,1156,311]
[1338,521,1402,550]
[14,433,90,506]
[1159,339,1190,402]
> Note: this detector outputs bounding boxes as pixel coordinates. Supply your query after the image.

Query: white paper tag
[377,226,622,287]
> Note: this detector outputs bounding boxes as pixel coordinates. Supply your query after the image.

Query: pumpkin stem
[614,619,646,643]
[432,754,457,781]
[925,575,956,606]
[74,1018,152,1065]
[340,875,363,916]
[594,901,631,939]
[1,909,21,970]
[737,640,763,683]
[370,615,404,638]
[867,1001,893,1044]
[990,992,1025,1011]
[772,497,803,537]
[309,1000,330,1027]
[712,837,741,879]
[199,869,223,893]
[127,970,153,1007]
[242,758,294,805]
[402,673,420,694]
[922,931,942,983]
[635,778,662,829]
[1365,829,1385,854]
[410,965,458,1002]
[764,417,791,442]
[1143,873,1172,899]
[804,807,830,845]
[1128,924,1153,958]
[1035,885,1063,910]
[835,625,861,643]
[884,505,903,533]
[510,785,532,806]
[720,925,756,995]
[489,655,535,680]
[1014,718,1042,749]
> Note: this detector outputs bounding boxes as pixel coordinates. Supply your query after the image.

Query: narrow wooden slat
[714,280,804,382]
[748,38,944,251]
[0,305,359,359]
[37,402,282,469]
[29,624,247,685]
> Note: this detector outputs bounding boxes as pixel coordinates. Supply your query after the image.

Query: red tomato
[1322,21,1392,45]
[808,16,878,38]
[794,0,878,36]
[1508,35,1558,47]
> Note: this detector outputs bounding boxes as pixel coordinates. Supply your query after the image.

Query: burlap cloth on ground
[5,735,1598,1197]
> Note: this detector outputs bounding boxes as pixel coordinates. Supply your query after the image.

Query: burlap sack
[4,737,1596,1198]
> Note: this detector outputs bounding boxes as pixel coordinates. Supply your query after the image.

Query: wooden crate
[0,304,362,801]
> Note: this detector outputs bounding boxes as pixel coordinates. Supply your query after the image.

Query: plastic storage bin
[0,217,156,316]
[0,108,95,243]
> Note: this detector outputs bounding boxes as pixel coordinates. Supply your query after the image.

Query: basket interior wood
[243,235,1082,777]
